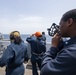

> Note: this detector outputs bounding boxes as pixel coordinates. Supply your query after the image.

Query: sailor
[41,32,46,45]
[40,9,76,75]
[0,31,28,75]
[26,31,46,75]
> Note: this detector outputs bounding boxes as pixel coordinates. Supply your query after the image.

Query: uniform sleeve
[26,37,33,43]
[40,47,76,75]
[24,47,29,62]
[26,36,36,43]
[0,46,14,67]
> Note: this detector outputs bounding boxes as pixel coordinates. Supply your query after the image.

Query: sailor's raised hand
[51,33,61,48]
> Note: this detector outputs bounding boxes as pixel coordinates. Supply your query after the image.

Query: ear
[67,18,73,27]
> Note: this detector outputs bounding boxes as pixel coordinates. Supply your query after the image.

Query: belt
[32,52,43,55]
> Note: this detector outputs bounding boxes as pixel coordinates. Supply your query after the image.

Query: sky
[0,0,76,34]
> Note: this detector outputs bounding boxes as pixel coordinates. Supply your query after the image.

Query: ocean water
[3,34,52,42]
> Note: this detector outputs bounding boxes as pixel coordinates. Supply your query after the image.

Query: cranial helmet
[10,31,20,40]
[34,31,42,37]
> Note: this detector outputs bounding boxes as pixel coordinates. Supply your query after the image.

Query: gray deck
[0,67,33,75]
[0,62,40,75]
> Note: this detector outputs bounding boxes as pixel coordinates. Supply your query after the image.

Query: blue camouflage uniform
[0,42,28,75]
[41,34,46,45]
[40,36,76,75]
[26,36,46,75]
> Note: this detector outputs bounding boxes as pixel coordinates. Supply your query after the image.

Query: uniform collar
[65,36,76,46]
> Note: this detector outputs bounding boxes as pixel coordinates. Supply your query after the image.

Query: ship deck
[0,62,40,75]
[0,67,35,75]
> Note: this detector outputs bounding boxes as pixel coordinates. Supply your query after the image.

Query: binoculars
[47,23,60,36]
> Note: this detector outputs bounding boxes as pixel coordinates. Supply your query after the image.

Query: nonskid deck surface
[0,62,40,75]
[0,67,33,75]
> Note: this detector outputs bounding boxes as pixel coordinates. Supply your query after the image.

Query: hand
[24,61,28,64]
[30,34,35,37]
[51,33,61,48]
[31,34,35,36]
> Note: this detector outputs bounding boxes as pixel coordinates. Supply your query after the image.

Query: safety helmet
[10,31,20,40]
[34,31,42,37]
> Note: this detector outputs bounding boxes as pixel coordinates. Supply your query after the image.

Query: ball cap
[34,31,42,37]
[13,32,20,37]
[10,31,20,38]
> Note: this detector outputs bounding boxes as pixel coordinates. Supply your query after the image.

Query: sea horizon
[3,34,52,42]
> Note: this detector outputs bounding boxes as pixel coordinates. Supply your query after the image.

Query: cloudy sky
[0,0,76,34]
